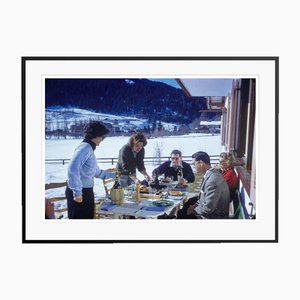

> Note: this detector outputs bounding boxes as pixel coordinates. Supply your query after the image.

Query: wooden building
[177,78,256,219]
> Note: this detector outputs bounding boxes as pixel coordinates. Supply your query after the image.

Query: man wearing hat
[177,151,230,219]
[66,121,116,219]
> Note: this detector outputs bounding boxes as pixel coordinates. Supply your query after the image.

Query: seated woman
[215,152,238,200]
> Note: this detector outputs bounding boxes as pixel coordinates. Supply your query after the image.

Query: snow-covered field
[45,133,222,198]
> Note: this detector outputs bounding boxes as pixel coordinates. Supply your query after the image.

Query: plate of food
[161,178,172,183]
[152,199,174,207]
[140,192,163,199]
[168,190,183,196]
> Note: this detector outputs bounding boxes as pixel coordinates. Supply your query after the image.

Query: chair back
[102,178,116,196]
[45,181,68,219]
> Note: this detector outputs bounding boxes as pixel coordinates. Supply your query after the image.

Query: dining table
[96,180,191,219]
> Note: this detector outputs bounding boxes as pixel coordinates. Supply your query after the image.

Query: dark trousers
[66,187,95,219]
[177,196,198,219]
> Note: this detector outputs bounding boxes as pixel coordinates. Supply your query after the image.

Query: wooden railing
[45,155,220,166]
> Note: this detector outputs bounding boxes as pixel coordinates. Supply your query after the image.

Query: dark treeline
[45,78,212,125]
[45,115,194,140]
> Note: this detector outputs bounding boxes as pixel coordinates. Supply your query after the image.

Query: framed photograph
[22,56,279,243]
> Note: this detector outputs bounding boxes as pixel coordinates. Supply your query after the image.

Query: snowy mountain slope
[45,106,176,132]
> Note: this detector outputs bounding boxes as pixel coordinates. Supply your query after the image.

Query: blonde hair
[219,152,234,168]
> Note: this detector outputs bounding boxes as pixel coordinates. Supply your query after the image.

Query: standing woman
[66,121,116,219]
[117,133,151,187]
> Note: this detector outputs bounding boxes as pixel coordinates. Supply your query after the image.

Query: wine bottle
[177,167,183,183]
[112,172,120,189]
[136,182,141,202]
[154,173,160,188]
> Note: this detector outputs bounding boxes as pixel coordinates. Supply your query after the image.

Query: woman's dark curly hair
[83,121,109,139]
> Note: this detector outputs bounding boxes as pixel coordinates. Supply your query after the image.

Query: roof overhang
[176,78,233,97]
[176,78,233,112]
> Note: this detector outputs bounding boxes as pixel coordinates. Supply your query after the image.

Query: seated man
[152,149,195,183]
[177,151,230,219]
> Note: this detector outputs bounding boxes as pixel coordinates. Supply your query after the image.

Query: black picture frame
[22,56,279,243]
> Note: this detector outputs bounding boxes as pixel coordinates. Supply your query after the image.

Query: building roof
[177,78,233,97]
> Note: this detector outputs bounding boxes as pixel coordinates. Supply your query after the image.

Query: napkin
[171,187,188,191]
[100,203,116,211]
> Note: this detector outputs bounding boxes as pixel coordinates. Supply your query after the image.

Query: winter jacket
[194,167,230,218]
